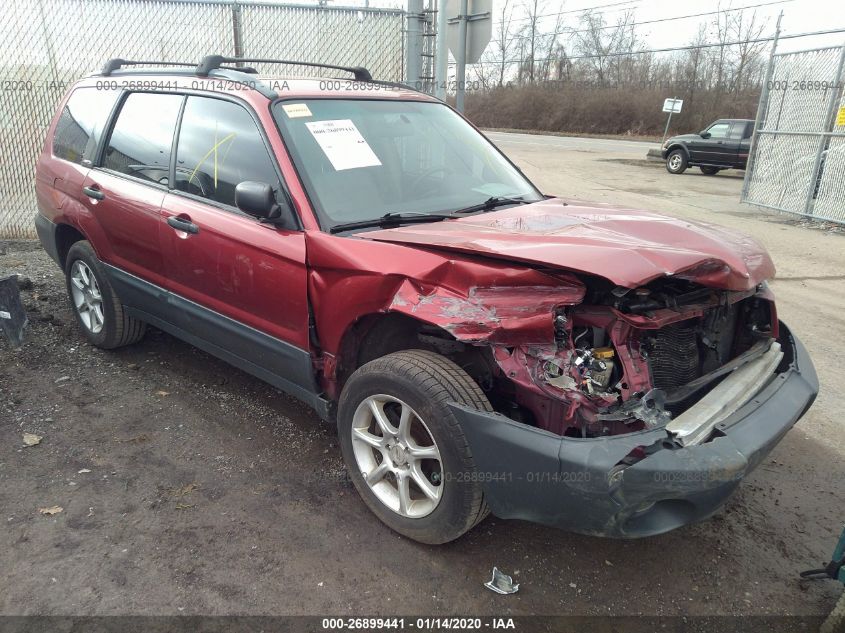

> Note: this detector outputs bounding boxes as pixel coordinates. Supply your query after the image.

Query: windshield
[272,99,543,230]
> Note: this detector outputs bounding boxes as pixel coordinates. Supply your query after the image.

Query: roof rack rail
[101,59,197,76]
[196,55,373,81]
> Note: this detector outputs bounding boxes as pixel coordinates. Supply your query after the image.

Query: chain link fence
[0,0,406,238]
[742,43,845,224]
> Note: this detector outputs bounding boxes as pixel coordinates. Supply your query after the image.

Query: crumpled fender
[305,231,584,352]
[389,280,583,344]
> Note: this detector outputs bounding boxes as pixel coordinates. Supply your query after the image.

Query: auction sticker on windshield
[305,119,382,171]
[282,103,313,118]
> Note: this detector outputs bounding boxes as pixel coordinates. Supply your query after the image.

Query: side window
[174,97,280,209]
[728,123,744,140]
[53,87,120,164]
[707,122,731,139]
[102,92,183,186]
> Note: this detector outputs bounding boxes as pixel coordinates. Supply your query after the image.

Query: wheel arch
[332,311,490,400]
[55,223,89,270]
[666,144,690,160]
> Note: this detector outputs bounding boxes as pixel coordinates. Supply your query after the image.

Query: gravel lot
[1,136,844,623]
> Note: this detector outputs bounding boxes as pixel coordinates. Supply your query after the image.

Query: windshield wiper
[329,211,455,234]
[451,195,530,215]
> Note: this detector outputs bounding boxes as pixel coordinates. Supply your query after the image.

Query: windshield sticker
[305,119,382,171]
[282,103,313,119]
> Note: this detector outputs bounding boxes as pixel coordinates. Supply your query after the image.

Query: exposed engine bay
[472,278,778,439]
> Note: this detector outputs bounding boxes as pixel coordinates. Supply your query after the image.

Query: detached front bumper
[449,323,817,538]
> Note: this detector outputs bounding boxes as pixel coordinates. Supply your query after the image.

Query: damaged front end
[491,277,781,443]
[432,278,817,538]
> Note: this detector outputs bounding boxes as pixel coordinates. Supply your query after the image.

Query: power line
[499,0,794,46]
[504,0,639,25]
[466,26,845,65]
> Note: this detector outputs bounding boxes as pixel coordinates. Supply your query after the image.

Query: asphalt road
[1,132,843,624]
[486,131,658,156]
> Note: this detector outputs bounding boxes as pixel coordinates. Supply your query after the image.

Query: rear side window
[102,92,183,186]
[729,123,744,140]
[174,96,280,208]
[53,87,120,164]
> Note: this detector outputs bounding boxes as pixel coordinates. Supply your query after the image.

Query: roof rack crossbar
[101,59,198,76]
[196,55,372,81]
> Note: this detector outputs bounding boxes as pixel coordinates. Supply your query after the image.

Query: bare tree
[493,0,516,86]
[572,9,638,86]
[520,0,545,83]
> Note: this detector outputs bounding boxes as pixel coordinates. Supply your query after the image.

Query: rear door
[158,95,315,397]
[36,86,120,228]
[737,121,754,168]
[82,91,183,285]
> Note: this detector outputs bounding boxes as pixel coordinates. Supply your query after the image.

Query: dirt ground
[1,136,844,621]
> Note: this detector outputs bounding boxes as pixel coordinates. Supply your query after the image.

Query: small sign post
[661,97,684,146]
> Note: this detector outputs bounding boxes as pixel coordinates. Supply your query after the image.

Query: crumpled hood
[360,199,775,290]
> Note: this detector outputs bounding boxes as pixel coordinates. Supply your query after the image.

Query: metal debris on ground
[484,567,519,595]
[38,506,63,516]
[22,433,42,447]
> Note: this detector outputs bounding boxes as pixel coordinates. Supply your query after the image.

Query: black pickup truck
[662,119,754,175]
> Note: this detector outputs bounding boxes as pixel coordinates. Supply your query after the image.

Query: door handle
[167,215,199,234]
[82,185,105,200]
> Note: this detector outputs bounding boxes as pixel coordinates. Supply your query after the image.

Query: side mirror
[235,181,297,229]
[700,131,711,139]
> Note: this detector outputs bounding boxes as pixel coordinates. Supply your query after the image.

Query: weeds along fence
[0,0,405,238]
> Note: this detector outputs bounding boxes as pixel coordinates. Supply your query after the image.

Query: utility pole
[434,0,448,98]
[454,0,468,112]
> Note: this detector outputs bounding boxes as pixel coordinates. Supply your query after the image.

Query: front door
[689,120,734,165]
[158,95,314,397]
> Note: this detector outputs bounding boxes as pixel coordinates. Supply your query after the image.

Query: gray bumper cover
[448,323,817,538]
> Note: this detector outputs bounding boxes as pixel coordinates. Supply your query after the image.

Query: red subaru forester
[35,56,817,544]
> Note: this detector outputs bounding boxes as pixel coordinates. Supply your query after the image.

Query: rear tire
[666,149,687,174]
[65,241,146,349]
[337,349,493,544]
[700,166,720,175]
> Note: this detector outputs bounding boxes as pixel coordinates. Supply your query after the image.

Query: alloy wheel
[70,260,105,334]
[350,394,443,518]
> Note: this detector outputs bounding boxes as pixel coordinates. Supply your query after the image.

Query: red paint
[36,74,782,437]
[361,199,776,291]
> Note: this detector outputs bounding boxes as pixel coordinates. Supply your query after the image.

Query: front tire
[700,166,720,175]
[337,350,493,544]
[666,149,688,174]
[65,241,146,349]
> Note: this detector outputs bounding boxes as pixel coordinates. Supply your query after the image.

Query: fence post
[803,42,845,216]
[231,1,244,63]
[742,11,782,202]
[405,0,424,87]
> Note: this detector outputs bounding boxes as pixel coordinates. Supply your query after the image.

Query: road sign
[663,98,683,114]
[837,106,845,128]
[446,0,492,64]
